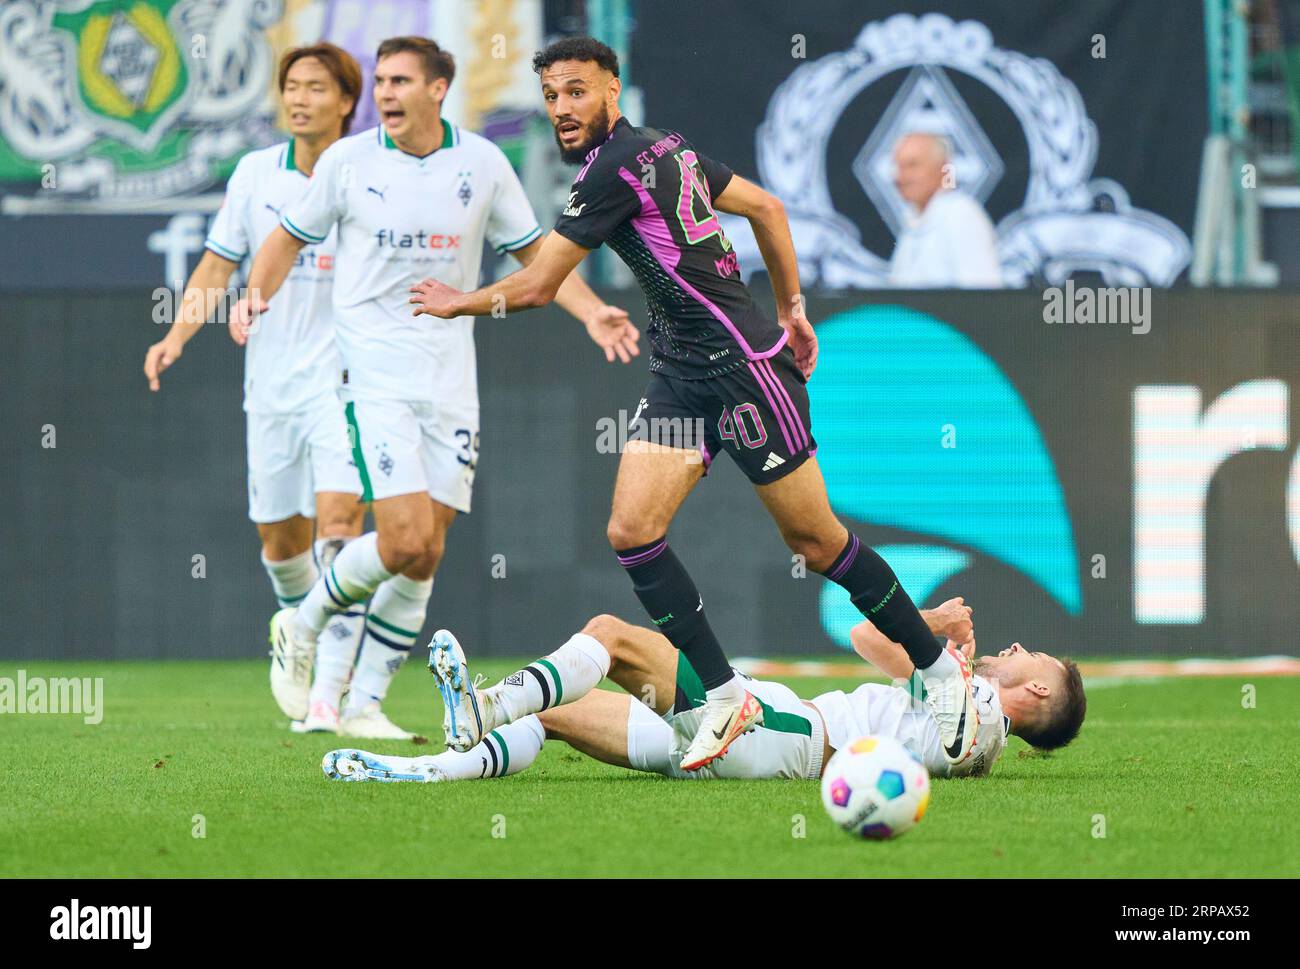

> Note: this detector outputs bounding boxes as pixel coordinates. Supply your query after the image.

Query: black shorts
[628,347,816,484]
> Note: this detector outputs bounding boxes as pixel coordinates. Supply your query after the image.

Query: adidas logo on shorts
[762,452,786,472]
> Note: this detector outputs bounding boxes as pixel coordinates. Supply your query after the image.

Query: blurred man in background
[888,132,1004,288]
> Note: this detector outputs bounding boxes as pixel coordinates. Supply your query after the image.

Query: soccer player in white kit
[143,44,399,737]
[322,599,1086,784]
[234,37,641,739]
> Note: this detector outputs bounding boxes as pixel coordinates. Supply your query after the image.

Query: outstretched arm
[712,175,817,377]
[850,597,975,680]
[143,249,239,390]
[410,230,588,318]
[509,237,640,364]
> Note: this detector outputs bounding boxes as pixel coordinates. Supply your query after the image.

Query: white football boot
[293,700,340,734]
[679,689,764,772]
[428,629,492,752]
[338,700,415,740]
[923,643,980,765]
[269,607,315,721]
[322,748,446,783]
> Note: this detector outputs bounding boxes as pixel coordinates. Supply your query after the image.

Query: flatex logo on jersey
[293,248,333,272]
[373,229,462,265]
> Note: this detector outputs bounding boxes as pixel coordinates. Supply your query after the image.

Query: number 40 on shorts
[717,403,767,449]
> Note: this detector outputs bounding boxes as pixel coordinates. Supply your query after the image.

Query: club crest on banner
[742,13,1191,287]
[0,0,282,208]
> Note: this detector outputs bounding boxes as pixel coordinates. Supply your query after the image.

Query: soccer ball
[820,735,931,839]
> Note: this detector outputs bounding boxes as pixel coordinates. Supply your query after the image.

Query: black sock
[821,533,943,669]
[616,538,734,690]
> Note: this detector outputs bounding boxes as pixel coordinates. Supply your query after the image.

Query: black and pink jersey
[552,116,788,380]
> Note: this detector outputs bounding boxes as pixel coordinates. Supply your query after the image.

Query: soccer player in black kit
[410,37,979,772]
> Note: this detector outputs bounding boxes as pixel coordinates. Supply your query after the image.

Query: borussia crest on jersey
[205,141,339,415]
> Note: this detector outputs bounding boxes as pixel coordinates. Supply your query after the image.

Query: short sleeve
[552,154,640,250]
[205,160,250,262]
[485,146,543,254]
[280,145,345,244]
[695,152,734,200]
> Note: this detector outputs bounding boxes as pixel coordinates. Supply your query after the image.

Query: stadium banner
[0,0,566,289]
[4,289,1297,661]
[630,0,1203,288]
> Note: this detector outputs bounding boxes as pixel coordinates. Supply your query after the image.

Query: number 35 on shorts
[455,428,480,470]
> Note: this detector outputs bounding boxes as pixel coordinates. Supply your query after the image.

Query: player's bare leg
[276,491,452,739]
[299,491,366,733]
[338,494,452,739]
[536,690,636,768]
[755,458,978,764]
[605,441,762,770]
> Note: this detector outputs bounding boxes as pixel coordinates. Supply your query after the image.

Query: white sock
[309,539,365,709]
[919,645,960,687]
[345,572,433,712]
[482,633,611,725]
[705,674,744,705]
[262,548,318,609]
[428,716,546,780]
[295,532,390,638]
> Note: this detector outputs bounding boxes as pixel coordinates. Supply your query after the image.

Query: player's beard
[973,658,996,682]
[555,103,611,164]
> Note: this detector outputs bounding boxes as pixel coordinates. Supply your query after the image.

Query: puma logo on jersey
[264,203,283,217]
[762,452,786,471]
[562,191,586,217]
[367,185,388,202]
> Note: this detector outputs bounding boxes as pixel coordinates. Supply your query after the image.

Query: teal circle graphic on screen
[813,305,1080,648]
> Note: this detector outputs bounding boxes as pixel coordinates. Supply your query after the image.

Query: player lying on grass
[322,599,1086,784]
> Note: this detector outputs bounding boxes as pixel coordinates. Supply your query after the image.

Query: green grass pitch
[2,659,1297,877]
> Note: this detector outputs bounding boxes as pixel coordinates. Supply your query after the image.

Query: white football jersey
[205,141,338,415]
[279,121,542,406]
[813,675,1009,778]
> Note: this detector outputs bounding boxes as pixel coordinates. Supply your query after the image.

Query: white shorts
[342,395,479,512]
[246,394,361,523]
[625,659,825,781]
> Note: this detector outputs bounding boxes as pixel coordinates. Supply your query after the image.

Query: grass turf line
[1,659,1296,877]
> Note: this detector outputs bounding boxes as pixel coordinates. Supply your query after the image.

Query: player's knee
[401,548,438,581]
[378,525,433,572]
[581,614,626,655]
[784,530,842,573]
[317,502,364,537]
[258,523,309,561]
[606,515,659,552]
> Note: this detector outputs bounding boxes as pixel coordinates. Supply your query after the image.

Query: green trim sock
[309,538,366,709]
[262,548,318,609]
[346,572,432,710]
[482,633,610,725]
[429,717,546,780]
[295,532,390,639]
